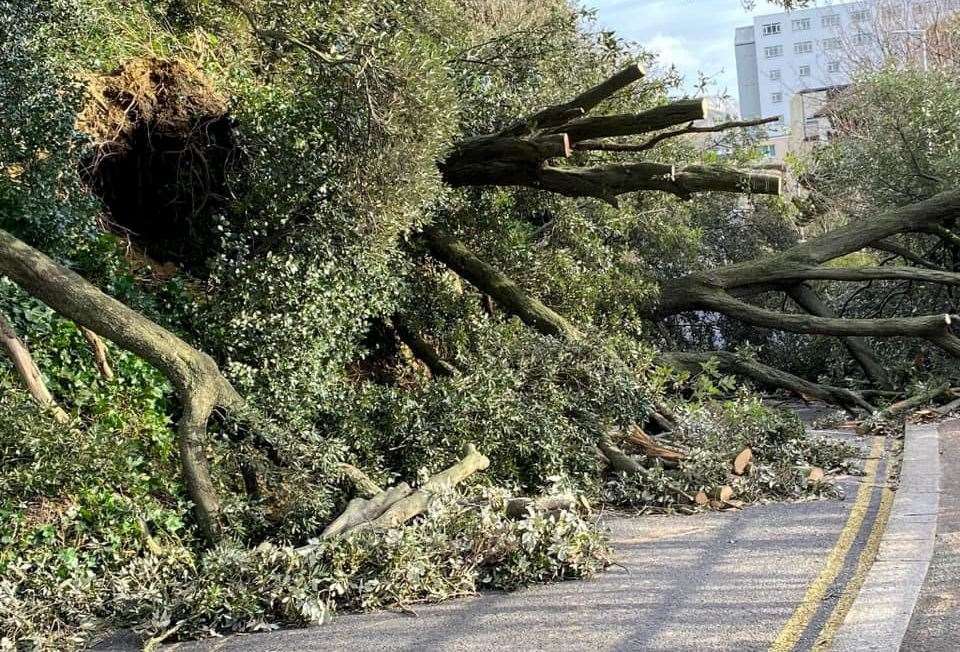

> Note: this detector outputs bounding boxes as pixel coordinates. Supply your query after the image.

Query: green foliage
[104,496,608,641]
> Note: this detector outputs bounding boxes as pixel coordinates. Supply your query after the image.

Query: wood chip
[807,467,825,484]
[694,491,710,506]
[732,447,753,475]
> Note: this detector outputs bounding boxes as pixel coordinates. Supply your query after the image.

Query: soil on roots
[78,57,239,272]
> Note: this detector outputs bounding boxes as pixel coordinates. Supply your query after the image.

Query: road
[137,422,896,652]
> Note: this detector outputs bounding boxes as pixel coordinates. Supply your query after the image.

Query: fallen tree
[425,64,960,403]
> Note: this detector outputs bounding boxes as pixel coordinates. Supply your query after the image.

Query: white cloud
[645,34,699,70]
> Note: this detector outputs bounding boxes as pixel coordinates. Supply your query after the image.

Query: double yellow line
[770,436,890,651]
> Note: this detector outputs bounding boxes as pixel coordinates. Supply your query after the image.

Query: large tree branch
[0,228,247,541]
[0,310,69,423]
[787,284,892,389]
[442,161,781,204]
[542,99,709,142]
[868,239,939,269]
[656,350,875,413]
[496,63,645,137]
[422,228,582,341]
[774,266,960,285]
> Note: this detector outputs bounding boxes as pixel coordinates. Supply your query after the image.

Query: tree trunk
[0,228,246,542]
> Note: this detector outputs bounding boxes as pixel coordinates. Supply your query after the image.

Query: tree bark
[0,310,69,423]
[543,99,709,142]
[392,316,459,378]
[0,228,246,542]
[442,160,780,204]
[496,63,645,137]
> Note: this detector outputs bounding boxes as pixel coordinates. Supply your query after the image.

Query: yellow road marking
[769,436,885,652]
[812,485,896,650]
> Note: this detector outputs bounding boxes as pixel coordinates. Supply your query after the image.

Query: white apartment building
[735,1,877,142]
[735,0,959,160]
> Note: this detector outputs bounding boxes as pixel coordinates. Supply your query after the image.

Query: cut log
[365,444,490,530]
[313,444,491,544]
[496,63,645,136]
[319,483,412,539]
[732,447,753,475]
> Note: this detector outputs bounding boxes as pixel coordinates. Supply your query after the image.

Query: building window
[799,64,811,77]
[764,45,783,58]
[805,117,820,127]
[794,41,813,54]
[822,37,842,50]
[769,69,781,80]
[771,92,783,103]
[852,32,872,46]
[822,14,840,27]
[759,144,777,158]
[850,9,870,22]
[792,18,811,31]
[762,22,782,36]
[827,61,841,73]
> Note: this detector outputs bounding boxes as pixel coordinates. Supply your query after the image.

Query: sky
[583,1,795,101]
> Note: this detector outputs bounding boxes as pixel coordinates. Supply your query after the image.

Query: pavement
[901,420,960,651]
